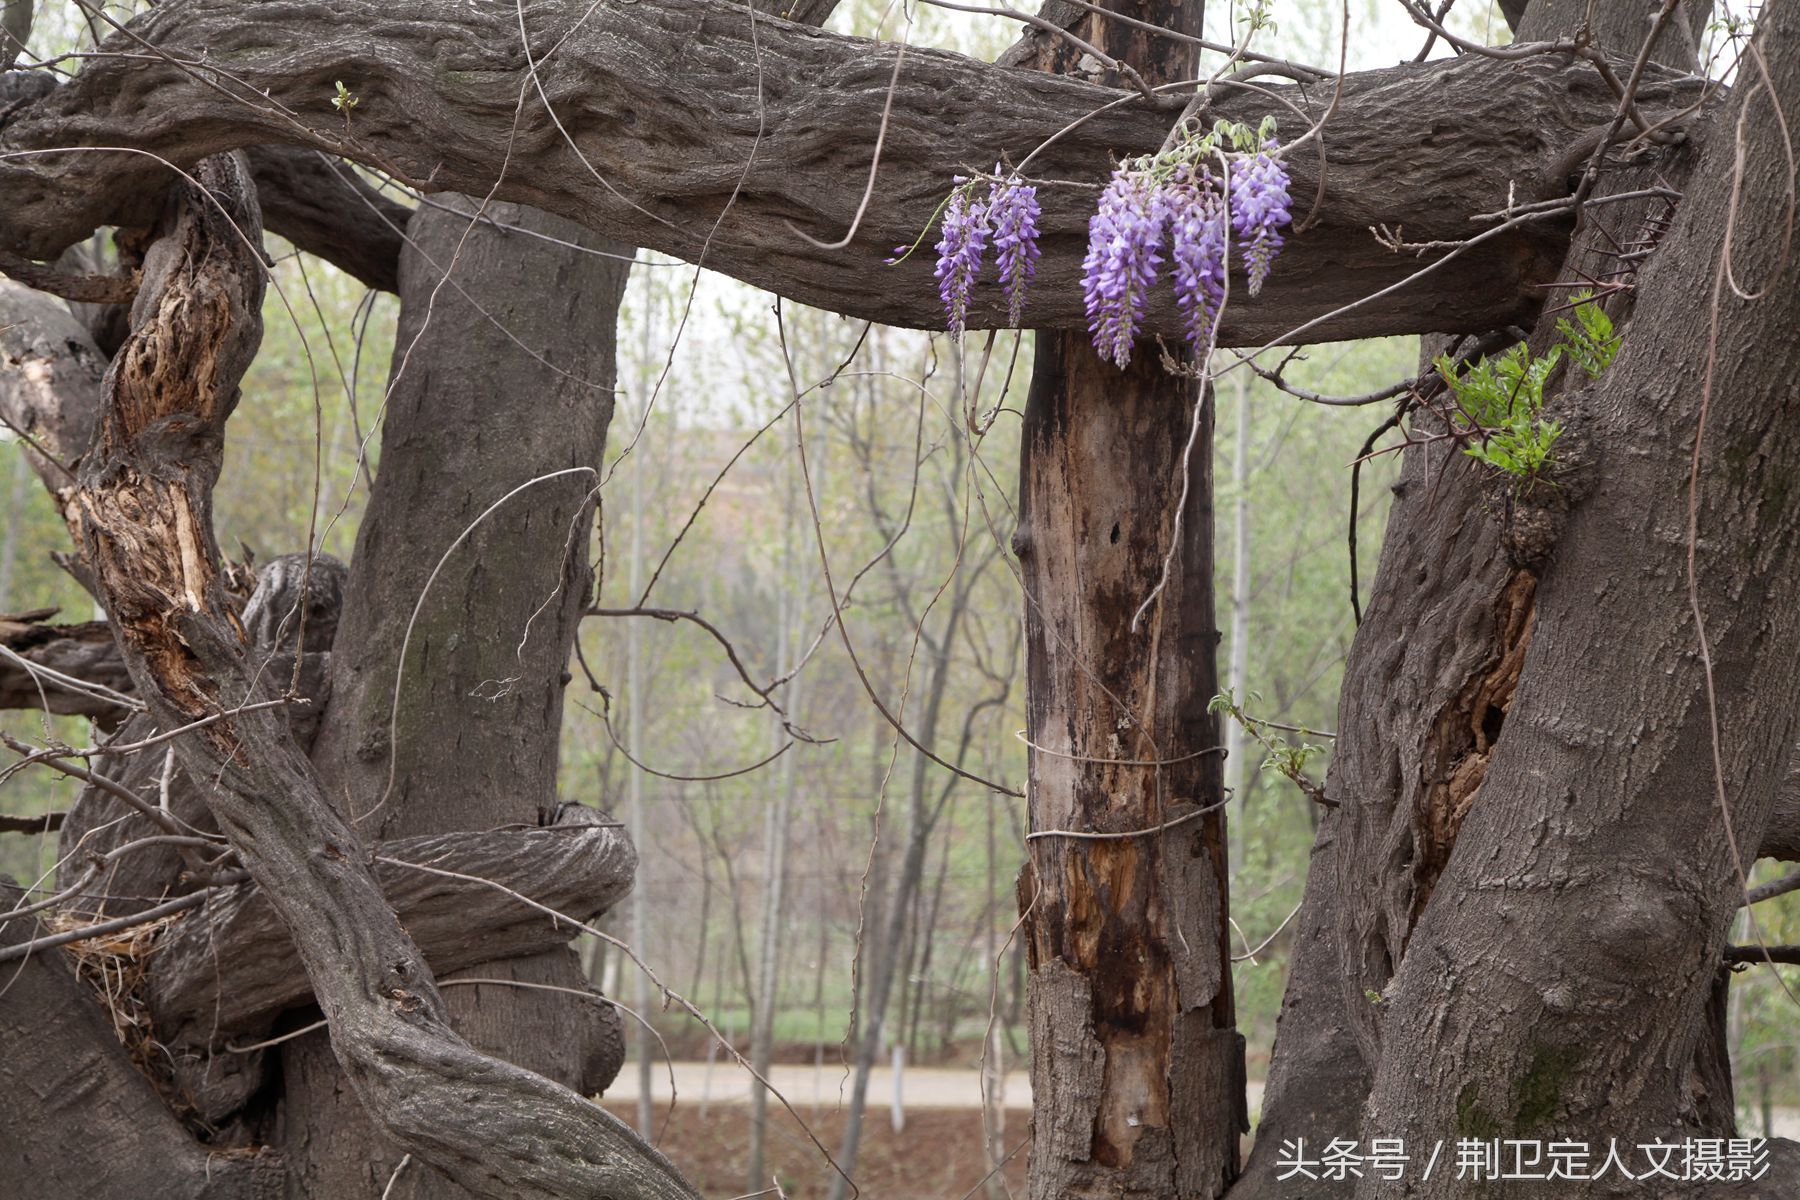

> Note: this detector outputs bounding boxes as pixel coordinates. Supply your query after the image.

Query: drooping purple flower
[935,184,988,338]
[1082,166,1165,368]
[988,176,1041,327]
[1166,168,1229,350]
[1227,145,1292,296]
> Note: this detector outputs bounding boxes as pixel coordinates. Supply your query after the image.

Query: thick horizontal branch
[0,0,1703,344]
[0,881,284,1200]
[0,810,62,832]
[1725,944,1800,966]
[244,145,410,292]
[0,246,135,303]
[0,611,134,718]
[146,809,636,1050]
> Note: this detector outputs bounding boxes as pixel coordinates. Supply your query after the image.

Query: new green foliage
[1435,293,1618,483]
[1555,292,1622,378]
[1439,341,1565,480]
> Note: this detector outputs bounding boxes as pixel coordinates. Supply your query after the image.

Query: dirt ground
[601,1102,1028,1199]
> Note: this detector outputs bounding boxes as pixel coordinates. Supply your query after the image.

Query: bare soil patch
[601,1102,1028,1199]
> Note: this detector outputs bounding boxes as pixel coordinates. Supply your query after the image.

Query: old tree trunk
[1010,2,1239,1197]
[1,0,1799,1197]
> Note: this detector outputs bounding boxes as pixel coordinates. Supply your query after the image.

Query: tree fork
[1343,1,1800,1191]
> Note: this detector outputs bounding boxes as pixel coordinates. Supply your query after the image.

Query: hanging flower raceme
[1077,122,1293,367]
[926,167,1041,338]
[913,124,1288,361]
[934,183,988,339]
[1082,167,1165,369]
[1166,167,1229,351]
[988,178,1041,327]
[1228,144,1292,296]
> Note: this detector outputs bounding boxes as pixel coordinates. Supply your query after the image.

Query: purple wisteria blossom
[930,171,1042,336]
[1166,168,1229,350]
[934,183,988,338]
[988,177,1041,327]
[1082,166,1165,368]
[1227,146,1292,296]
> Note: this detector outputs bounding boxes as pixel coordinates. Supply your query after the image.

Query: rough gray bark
[0,275,105,511]
[0,0,1707,344]
[1329,391,1548,1068]
[287,192,634,1198]
[1231,5,1748,1190]
[61,153,696,1200]
[0,611,132,718]
[1326,0,1704,1083]
[1348,1,1800,1191]
[146,810,635,1047]
[1517,0,1712,61]
[0,883,285,1200]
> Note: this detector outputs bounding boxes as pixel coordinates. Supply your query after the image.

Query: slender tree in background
[1,0,1799,1198]
[824,348,1015,1198]
[746,415,807,1195]
[1225,369,1252,875]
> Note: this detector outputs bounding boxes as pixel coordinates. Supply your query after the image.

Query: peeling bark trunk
[1012,5,1243,1193]
[1017,339,1242,1199]
[0,0,1707,343]
[60,154,697,1200]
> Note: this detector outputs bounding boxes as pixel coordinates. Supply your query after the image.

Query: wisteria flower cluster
[1083,122,1292,368]
[908,124,1288,358]
[920,168,1041,337]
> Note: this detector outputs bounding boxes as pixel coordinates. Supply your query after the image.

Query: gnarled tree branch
[146,811,636,1049]
[65,152,696,1200]
[244,145,410,293]
[0,0,1706,344]
[0,611,134,719]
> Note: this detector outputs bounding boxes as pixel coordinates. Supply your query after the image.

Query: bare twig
[0,887,211,964]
